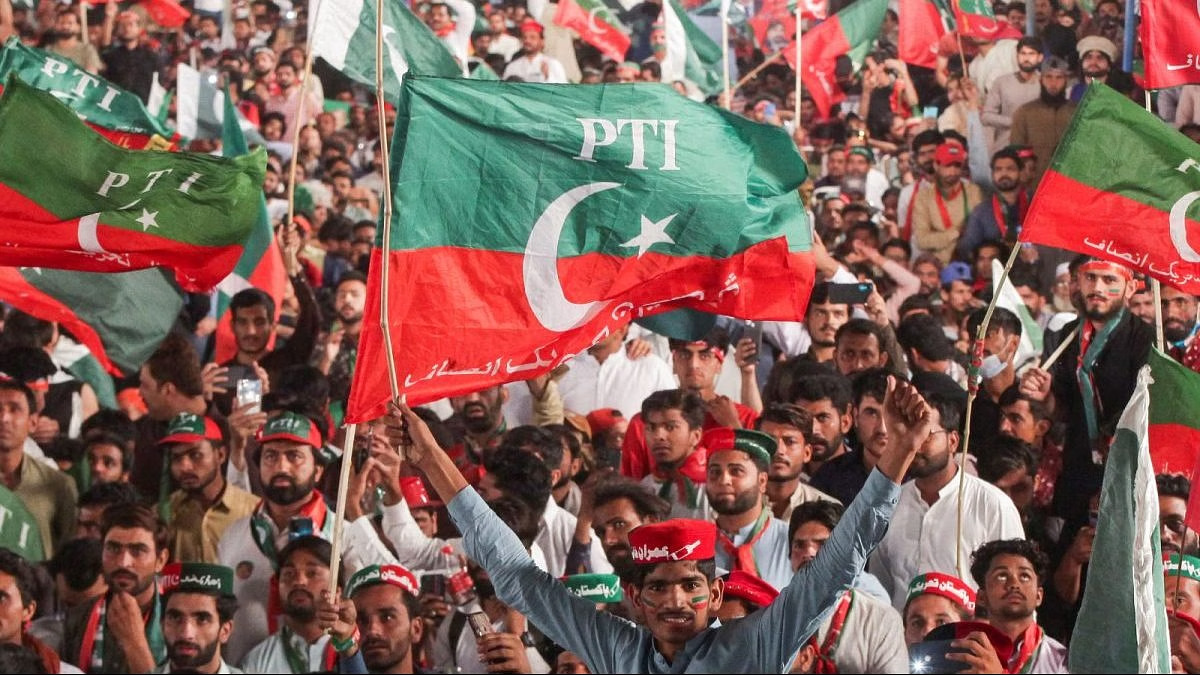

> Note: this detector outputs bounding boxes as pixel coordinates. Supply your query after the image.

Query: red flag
[1142,0,1200,89]
[952,0,1021,40]
[898,0,946,68]
[140,0,190,28]
[782,28,844,120]
[552,0,631,62]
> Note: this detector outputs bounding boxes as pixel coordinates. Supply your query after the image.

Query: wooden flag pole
[954,243,1024,573]
[374,0,401,400]
[327,422,358,592]
[286,0,323,233]
[793,2,802,123]
[80,1,88,45]
[1145,90,1166,351]
[721,4,731,110]
[734,52,783,92]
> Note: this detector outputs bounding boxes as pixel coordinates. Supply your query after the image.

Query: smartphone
[908,639,967,674]
[743,321,763,357]
[421,573,447,598]
[923,105,939,119]
[352,426,374,472]
[288,517,314,540]
[236,379,263,414]
[827,282,873,305]
[764,102,777,118]
[466,611,494,638]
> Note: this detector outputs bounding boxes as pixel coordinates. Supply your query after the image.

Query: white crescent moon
[523,182,620,332]
[1170,191,1200,263]
[587,7,603,34]
[77,212,106,253]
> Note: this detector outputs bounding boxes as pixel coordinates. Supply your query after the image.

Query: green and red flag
[345,77,814,421]
[0,485,45,561]
[1146,347,1200,479]
[0,77,266,292]
[553,0,631,62]
[661,0,724,96]
[782,0,887,119]
[1071,356,1171,673]
[0,38,178,150]
[0,266,183,376]
[1141,0,1200,89]
[212,87,287,364]
[307,0,464,100]
[898,0,950,68]
[952,0,1020,39]
[1020,83,1200,295]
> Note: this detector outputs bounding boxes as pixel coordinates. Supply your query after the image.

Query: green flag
[0,77,265,292]
[0,485,45,561]
[661,0,724,96]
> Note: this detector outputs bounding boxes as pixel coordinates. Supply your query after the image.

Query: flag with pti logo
[1020,83,1200,295]
[782,0,887,119]
[0,77,265,292]
[553,0,630,62]
[345,77,814,421]
[1141,0,1200,89]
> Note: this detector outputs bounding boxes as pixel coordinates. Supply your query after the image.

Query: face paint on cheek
[689,596,709,610]
[640,596,660,609]
[1107,288,1122,296]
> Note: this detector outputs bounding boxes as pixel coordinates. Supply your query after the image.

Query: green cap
[345,564,419,599]
[1166,554,1200,582]
[848,146,875,164]
[256,411,323,448]
[160,563,234,596]
[701,428,775,469]
[562,573,622,603]
[158,412,223,446]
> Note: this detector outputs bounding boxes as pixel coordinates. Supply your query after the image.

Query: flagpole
[286,0,324,234]
[1144,91,1166,351]
[721,5,731,110]
[954,243,1024,573]
[793,2,802,122]
[79,2,88,45]
[327,422,357,593]
[734,52,783,92]
[374,0,401,399]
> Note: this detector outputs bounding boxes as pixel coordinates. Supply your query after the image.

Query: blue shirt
[448,469,901,673]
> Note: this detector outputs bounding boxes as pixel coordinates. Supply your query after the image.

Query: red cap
[586,409,625,435]
[628,520,716,564]
[1169,610,1200,643]
[925,621,1014,665]
[399,477,440,508]
[723,571,779,609]
[934,140,966,166]
[158,414,224,446]
[905,572,977,613]
[519,19,544,34]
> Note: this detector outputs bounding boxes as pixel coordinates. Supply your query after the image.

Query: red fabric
[586,408,624,435]
[650,446,708,502]
[897,0,945,68]
[620,404,759,480]
[0,268,123,375]
[552,0,630,62]
[140,0,191,28]
[400,476,440,508]
[23,633,60,675]
[723,570,779,608]
[1141,0,1200,89]
[628,519,716,563]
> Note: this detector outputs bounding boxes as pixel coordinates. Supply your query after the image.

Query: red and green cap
[905,572,977,613]
[562,573,623,603]
[160,562,234,596]
[256,411,323,447]
[723,570,779,610]
[701,428,775,469]
[345,564,419,599]
[1165,554,1200,582]
[628,519,716,564]
[159,412,223,446]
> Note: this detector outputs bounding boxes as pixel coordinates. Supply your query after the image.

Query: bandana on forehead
[905,572,977,613]
[562,573,623,603]
[1078,260,1133,280]
[1166,554,1200,583]
[345,564,419,598]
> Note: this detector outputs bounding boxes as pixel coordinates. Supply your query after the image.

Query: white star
[135,209,159,232]
[620,214,677,258]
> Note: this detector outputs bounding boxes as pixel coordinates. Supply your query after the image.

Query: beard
[908,449,951,479]
[1018,61,1039,73]
[994,176,1019,192]
[167,638,220,671]
[362,636,409,671]
[808,434,841,463]
[1165,319,1195,343]
[261,474,315,506]
[460,401,498,434]
[709,488,761,516]
[106,569,155,597]
[283,589,317,621]
[1040,86,1068,107]
[1083,298,1124,323]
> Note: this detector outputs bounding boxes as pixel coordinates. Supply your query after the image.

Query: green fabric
[563,573,623,603]
[0,484,45,561]
[163,412,209,438]
[1165,554,1200,583]
[837,0,888,68]
[664,0,723,96]
[1070,368,1171,673]
[0,38,173,138]
[166,563,235,595]
[1077,308,1124,444]
[384,76,810,256]
[0,77,264,249]
[1148,347,1200,429]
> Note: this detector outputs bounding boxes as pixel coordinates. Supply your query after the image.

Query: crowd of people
[0,0,1197,672]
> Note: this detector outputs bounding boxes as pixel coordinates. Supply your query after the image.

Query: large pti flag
[308,0,463,101]
[1021,83,1200,295]
[0,38,177,150]
[782,0,887,119]
[553,0,631,62]
[346,77,815,421]
[1143,348,1200,483]
[898,0,949,68]
[1141,0,1200,89]
[952,0,1020,39]
[0,78,266,292]
[0,266,184,376]
[1070,362,1172,673]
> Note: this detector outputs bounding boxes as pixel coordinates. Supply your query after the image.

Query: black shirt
[101,43,162,102]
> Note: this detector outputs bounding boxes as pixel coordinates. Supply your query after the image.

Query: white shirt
[502,52,568,83]
[538,497,613,577]
[216,504,398,663]
[488,33,523,61]
[869,469,1025,609]
[558,348,676,419]
[813,590,909,674]
[439,0,476,74]
[382,498,552,574]
[430,608,551,674]
[241,627,331,673]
